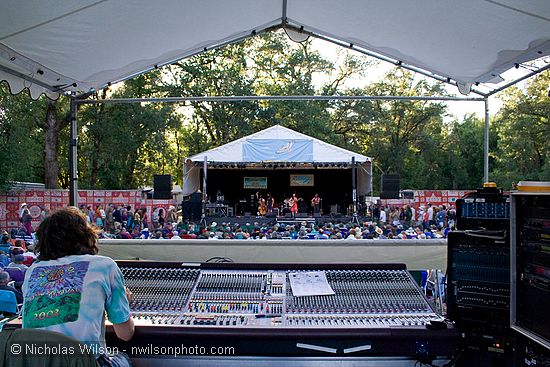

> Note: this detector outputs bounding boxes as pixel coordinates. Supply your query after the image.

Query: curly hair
[36,206,99,261]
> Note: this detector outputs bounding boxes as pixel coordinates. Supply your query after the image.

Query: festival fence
[0,189,177,231]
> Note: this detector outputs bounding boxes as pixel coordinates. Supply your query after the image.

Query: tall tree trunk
[44,100,59,189]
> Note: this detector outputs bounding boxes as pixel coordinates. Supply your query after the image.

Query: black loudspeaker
[154,175,172,199]
[380,174,400,199]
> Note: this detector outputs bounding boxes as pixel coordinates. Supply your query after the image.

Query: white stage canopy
[183,125,372,196]
[1,0,549,99]
[189,125,371,164]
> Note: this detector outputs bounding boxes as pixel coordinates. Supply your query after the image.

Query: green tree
[0,83,60,189]
[442,113,497,189]
[332,69,447,190]
[77,73,176,189]
[492,72,550,187]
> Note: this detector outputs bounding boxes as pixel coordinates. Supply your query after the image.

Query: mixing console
[120,264,442,328]
[107,262,458,359]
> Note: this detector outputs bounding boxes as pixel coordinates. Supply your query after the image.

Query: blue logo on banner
[243,139,313,162]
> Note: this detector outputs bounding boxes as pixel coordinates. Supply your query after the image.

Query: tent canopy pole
[484,98,490,183]
[68,95,78,207]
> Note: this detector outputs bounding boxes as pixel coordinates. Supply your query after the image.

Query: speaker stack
[153,175,172,199]
[380,174,400,199]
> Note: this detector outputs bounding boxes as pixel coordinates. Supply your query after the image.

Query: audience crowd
[76,202,456,240]
[2,202,456,242]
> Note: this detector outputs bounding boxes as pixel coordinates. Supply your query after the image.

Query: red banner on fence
[0,189,177,232]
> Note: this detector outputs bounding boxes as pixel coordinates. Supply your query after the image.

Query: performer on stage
[311,193,321,215]
[289,193,302,218]
[258,197,267,216]
[266,193,275,215]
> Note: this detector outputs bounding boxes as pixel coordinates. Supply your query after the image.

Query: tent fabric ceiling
[1,0,549,98]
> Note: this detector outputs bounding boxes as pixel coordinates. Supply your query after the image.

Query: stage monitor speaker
[380,174,400,199]
[154,175,172,199]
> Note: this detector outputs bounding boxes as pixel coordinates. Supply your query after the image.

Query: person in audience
[105,204,115,232]
[158,208,165,228]
[13,239,27,251]
[0,250,11,267]
[118,227,132,239]
[133,209,142,229]
[10,246,24,262]
[113,204,122,225]
[7,254,28,272]
[95,204,106,228]
[22,244,37,266]
[22,207,134,366]
[0,270,23,304]
[0,234,11,254]
[167,205,178,224]
[20,203,33,235]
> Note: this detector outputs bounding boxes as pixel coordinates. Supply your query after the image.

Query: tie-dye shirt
[21,254,131,354]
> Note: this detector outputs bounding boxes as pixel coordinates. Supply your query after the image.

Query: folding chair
[0,289,21,329]
[0,289,17,315]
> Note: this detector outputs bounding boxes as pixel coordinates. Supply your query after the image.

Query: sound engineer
[21,207,135,367]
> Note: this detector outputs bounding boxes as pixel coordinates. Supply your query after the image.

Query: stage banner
[243,139,313,162]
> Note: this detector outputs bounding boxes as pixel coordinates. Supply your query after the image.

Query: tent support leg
[69,95,78,207]
[351,157,359,225]
[483,98,490,184]
[201,156,208,226]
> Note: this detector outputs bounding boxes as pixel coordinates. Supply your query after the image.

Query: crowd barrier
[98,238,447,271]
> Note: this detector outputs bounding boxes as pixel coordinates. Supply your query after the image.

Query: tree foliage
[491,72,550,186]
[331,70,448,189]
[0,33,548,192]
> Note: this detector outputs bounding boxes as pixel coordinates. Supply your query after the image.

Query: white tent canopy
[1,0,549,99]
[188,125,371,163]
[183,125,372,196]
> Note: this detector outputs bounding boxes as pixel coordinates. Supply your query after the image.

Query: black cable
[441,348,463,367]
